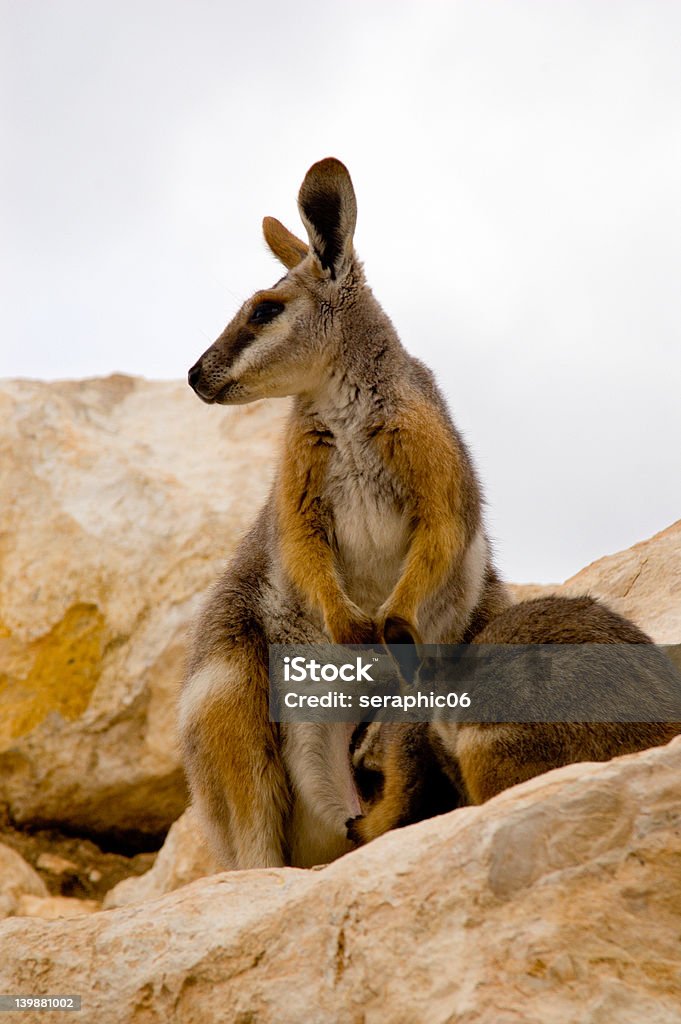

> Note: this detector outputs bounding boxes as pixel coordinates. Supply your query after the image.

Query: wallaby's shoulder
[404,354,451,417]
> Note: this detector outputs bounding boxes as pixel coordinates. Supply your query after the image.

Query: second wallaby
[180,158,510,869]
[348,595,681,845]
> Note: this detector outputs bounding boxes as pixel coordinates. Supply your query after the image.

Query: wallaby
[180,157,510,869]
[349,720,463,837]
[347,595,681,845]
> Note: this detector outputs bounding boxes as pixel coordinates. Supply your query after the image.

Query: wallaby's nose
[188,361,202,392]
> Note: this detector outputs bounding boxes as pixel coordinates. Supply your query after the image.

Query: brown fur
[348,723,462,844]
[182,653,290,863]
[348,596,681,845]
[372,394,471,633]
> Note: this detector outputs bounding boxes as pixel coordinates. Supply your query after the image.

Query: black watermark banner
[269,643,681,723]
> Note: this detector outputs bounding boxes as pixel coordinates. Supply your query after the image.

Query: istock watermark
[283,655,376,683]
[269,643,681,723]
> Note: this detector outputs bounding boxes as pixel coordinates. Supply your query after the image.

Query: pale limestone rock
[104,807,219,907]
[0,376,289,839]
[35,852,79,876]
[0,842,48,919]
[1,738,680,1023]
[15,895,100,920]
[511,519,681,643]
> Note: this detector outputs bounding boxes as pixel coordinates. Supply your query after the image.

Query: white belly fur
[334,483,409,614]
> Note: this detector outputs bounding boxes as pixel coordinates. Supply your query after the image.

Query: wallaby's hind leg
[179,653,290,869]
[439,719,681,806]
[450,724,559,804]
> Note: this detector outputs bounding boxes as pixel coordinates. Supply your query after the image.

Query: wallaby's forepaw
[330,608,377,646]
[346,814,366,845]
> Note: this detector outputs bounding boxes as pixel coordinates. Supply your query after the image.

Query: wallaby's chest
[325,438,409,613]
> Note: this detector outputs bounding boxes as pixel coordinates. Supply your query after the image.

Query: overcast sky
[2,1,680,583]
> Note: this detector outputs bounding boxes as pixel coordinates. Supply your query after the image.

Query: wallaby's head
[188,157,362,405]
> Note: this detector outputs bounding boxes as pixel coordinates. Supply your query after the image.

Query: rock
[35,852,79,876]
[0,812,157,902]
[0,376,288,841]
[2,737,680,1023]
[15,895,100,920]
[104,808,219,908]
[511,519,681,643]
[0,842,48,919]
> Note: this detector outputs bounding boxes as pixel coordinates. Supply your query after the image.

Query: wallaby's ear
[262,216,309,269]
[297,158,357,281]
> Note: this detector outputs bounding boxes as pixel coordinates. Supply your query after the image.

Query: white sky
[2,1,680,583]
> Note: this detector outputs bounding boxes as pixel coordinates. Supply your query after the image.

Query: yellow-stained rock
[0,603,104,744]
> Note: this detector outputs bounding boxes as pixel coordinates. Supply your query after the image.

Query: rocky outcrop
[511,519,681,643]
[103,807,219,908]
[2,737,680,1023]
[0,842,48,918]
[14,895,100,920]
[0,813,156,904]
[0,844,96,922]
[0,376,288,841]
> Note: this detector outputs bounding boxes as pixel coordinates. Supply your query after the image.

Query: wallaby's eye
[249,300,285,325]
